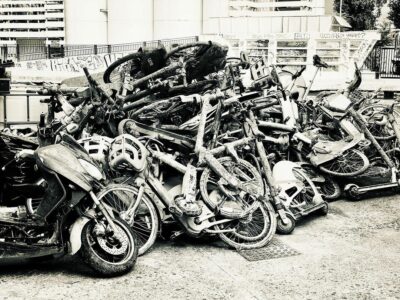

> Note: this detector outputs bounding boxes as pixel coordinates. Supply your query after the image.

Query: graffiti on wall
[15,52,128,73]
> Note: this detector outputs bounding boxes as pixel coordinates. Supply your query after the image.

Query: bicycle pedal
[169,205,183,217]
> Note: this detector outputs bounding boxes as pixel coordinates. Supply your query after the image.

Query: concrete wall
[63,0,338,44]
[107,0,153,44]
[202,16,334,37]
[153,0,202,39]
[64,0,108,44]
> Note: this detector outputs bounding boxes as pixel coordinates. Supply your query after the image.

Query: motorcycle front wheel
[80,217,138,277]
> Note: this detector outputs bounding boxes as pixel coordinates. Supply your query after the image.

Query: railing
[0,36,199,62]
[362,47,380,73]
[379,47,400,78]
[0,93,49,128]
[362,46,400,79]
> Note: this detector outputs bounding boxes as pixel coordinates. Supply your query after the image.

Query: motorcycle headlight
[78,159,103,181]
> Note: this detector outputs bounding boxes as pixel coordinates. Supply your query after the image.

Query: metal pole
[339,0,343,32]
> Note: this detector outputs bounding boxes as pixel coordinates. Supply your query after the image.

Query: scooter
[272,160,328,234]
[0,122,138,276]
[314,64,400,199]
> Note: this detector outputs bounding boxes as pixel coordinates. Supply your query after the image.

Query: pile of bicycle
[0,41,399,276]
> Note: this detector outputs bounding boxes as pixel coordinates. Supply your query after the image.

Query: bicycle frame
[124,151,243,236]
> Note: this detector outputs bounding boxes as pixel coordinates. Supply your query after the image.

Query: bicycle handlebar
[292,65,306,80]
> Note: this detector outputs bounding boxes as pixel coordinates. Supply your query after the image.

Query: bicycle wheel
[97,184,159,256]
[199,157,263,219]
[216,201,277,250]
[359,104,400,140]
[300,163,341,201]
[103,52,142,84]
[291,168,320,206]
[165,42,211,60]
[319,149,369,177]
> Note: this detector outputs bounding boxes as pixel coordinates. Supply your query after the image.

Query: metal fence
[379,47,400,78]
[0,93,48,128]
[362,46,400,79]
[1,36,199,62]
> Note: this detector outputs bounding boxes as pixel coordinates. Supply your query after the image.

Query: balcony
[0,7,45,12]
[44,4,64,10]
[44,12,64,18]
[229,9,313,16]
[46,30,65,38]
[0,31,47,38]
[0,22,46,29]
[229,0,313,9]
[45,21,64,28]
[0,14,46,20]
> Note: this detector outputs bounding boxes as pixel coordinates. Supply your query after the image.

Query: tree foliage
[388,0,400,28]
[334,0,378,30]
[376,21,394,46]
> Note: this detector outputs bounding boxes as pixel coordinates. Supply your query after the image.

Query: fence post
[375,47,379,79]
[107,44,112,54]
[94,44,98,55]
[47,45,51,59]
[16,44,20,61]
[60,44,65,58]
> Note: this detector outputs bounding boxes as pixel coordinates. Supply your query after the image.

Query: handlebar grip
[298,65,307,76]
[26,89,38,94]
[292,66,306,80]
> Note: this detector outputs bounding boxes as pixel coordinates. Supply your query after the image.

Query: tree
[388,0,400,28]
[334,0,378,30]
[376,21,394,46]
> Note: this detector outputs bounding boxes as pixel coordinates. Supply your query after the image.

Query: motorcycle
[0,126,138,276]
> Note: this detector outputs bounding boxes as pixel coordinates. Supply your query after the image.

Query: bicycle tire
[103,52,142,84]
[217,201,277,250]
[319,149,369,177]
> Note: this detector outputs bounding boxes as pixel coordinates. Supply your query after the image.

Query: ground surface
[0,195,399,300]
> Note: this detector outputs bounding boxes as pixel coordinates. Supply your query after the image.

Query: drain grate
[237,238,301,261]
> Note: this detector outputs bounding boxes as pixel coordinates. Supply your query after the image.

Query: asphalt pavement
[0,194,399,300]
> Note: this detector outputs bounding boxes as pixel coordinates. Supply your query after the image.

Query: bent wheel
[319,149,369,177]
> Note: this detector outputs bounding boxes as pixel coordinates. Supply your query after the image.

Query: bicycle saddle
[313,55,329,68]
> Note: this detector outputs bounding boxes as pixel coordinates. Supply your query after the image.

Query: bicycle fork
[248,111,289,224]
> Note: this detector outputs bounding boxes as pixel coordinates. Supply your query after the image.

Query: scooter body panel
[36,144,93,192]
[0,241,63,259]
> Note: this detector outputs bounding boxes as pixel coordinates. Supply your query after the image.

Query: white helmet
[78,135,113,167]
[109,134,148,172]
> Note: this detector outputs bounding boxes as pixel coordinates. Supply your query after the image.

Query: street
[0,194,399,300]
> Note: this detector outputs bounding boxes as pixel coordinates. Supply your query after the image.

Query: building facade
[228,0,329,17]
[0,0,342,46]
[0,0,64,44]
